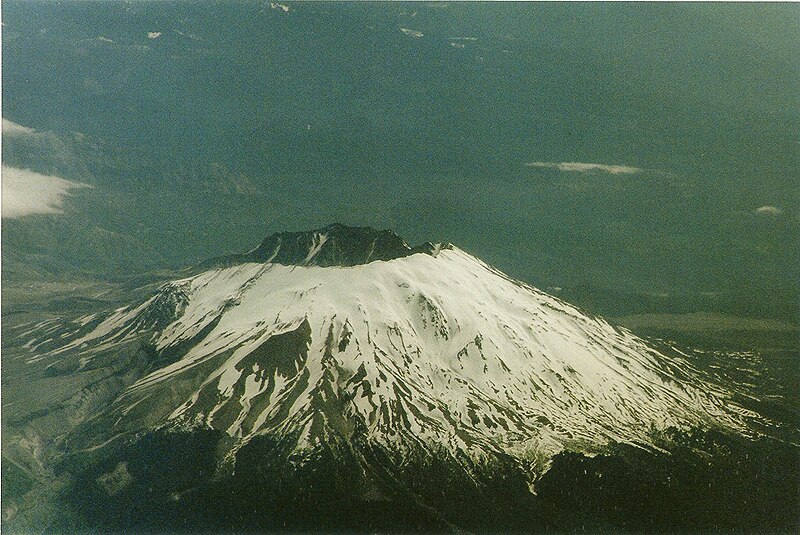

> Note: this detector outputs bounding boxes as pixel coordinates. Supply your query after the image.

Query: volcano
[4,224,774,533]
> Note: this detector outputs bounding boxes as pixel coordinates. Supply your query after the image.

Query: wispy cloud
[173,29,203,41]
[2,165,89,219]
[400,27,424,38]
[2,118,36,137]
[526,161,642,175]
[754,205,782,216]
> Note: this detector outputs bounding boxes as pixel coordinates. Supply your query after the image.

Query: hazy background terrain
[3,1,798,332]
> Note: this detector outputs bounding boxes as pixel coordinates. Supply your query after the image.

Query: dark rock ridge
[204,223,451,268]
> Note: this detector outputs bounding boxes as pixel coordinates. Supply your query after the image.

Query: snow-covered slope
[20,226,758,482]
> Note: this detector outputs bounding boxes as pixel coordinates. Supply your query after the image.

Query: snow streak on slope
[27,243,759,479]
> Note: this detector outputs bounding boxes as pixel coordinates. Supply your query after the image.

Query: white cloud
[173,29,203,41]
[754,205,782,216]
[148,31,162,39]
[270,2,290,13]
[526,161,642,174]
[400,28,424,38]
[2,165,89,219]
[97,36,114,44]
[2,118,35,137]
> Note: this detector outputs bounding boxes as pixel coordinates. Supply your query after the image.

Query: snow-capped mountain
[19,226,760,481]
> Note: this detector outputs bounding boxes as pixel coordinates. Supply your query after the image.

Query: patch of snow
[304,232,329,264]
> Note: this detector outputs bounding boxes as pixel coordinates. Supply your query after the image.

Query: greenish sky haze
[2,1,798,321]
